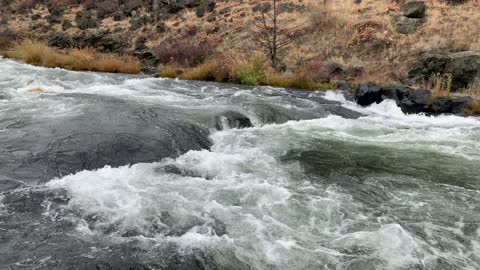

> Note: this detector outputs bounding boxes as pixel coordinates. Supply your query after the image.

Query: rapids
[1,58,480,270]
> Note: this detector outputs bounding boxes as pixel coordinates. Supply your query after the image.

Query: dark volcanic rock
[402,1,426,18]
[214,111,253,130]
[353,83,475,115]
[353,83,415,106]
[392,15,425,34]
[399,89,433,114]
[73,31,129,54]
[409,51,480,91]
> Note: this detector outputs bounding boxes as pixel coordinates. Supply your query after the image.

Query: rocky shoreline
[350,83,476,116]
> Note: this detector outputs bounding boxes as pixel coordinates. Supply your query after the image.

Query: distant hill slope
[1,0,479,85]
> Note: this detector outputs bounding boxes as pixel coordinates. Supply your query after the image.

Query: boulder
[392,15,425,34]
[353,83,414,106]
[408,51,480,91]
[353,83,476,115]
[450,96,473,114]
[214,111,253,130]
[402,1,426,18]
[133,49,159,66]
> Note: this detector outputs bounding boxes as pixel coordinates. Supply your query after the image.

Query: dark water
[1,58,480,270]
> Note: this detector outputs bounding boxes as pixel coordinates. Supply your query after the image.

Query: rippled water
[1,58,480,270]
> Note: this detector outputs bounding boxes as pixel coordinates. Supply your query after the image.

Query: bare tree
[252,0,302,70]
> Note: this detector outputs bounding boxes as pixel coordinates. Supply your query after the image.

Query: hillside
[1,0,479,92]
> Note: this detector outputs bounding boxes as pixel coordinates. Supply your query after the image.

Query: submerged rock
[214,111,253,130]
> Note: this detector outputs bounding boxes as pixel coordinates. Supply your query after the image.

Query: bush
[94,53,141,74]
[181,58,230,82]
[265,73,328,90]
[152,37,217,67]
[233,52,266,85]
[157,64,181,78]
[18,0,38,10]
[66,48,94,70]
[0,28,16,50]
[10,39,65,67]
[431,73,453,96]
[96,0,119,18]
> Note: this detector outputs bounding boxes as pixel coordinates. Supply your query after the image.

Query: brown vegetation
[6,40,141,74]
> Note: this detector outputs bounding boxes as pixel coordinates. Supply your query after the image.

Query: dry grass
[157,64,181,78]
[282,0,480,84]
[181,58,230,82]
[94,53,141,73]
[7,40,141,74]
[264,72,331,90]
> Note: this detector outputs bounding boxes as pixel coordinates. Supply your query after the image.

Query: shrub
[158,64,181,78]
[233,52,266,85]
[0,28,16,50]
[265,73,325,90]
[18,0,38,10]
[66,48,95,71]
[94,54,141,74]
[152,37,217,67]
[431,73,453,96]
[10,39,66,67]
[96,0,119,18]
[181,58,230,82]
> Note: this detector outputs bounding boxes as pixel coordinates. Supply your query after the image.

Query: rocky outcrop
[214,111,253,130]
[393,1,426,34]
[47,31,130,53]
[353,83,474,115]
[76,31,129,53]
[409,51,480,91]
[402,1,426,18]
[393,15,425,34]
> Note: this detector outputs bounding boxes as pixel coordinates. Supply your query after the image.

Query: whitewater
[1,58,480,270]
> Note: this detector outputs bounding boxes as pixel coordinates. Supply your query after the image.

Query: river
[1,58,480,270]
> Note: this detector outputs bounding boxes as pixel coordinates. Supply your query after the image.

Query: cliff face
[1,0,479,86]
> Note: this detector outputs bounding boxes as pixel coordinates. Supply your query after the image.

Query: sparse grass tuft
[431,73,453,97]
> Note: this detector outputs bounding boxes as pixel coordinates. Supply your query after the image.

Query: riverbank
[1,0,479,101]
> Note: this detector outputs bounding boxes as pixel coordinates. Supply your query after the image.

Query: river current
[1,58,480,270]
